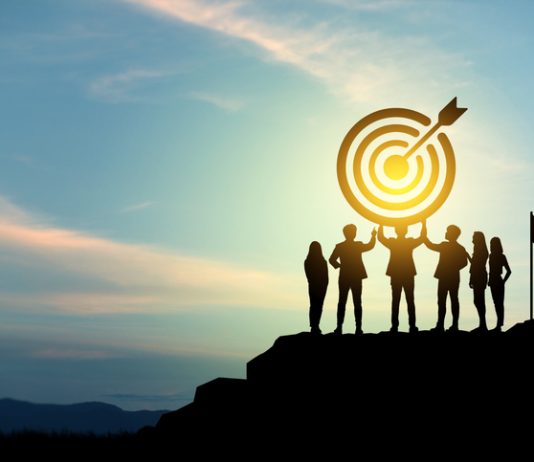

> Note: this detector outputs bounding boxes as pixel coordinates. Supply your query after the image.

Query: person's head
[395,224,408,238]
[490,237,503,255]
[343,224,357,241]
[472,231,488,254]
[307,241,324,259]
[445,225,461,242]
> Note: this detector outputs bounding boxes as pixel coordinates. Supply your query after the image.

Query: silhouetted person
[469,231,488,332]
[304,241,329,335]
[488,237,511,332]
[425,224,469,332]
[378,222,425,334]
[329,224,376,335]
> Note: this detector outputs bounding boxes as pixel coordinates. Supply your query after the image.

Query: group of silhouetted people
[304,222,511,335]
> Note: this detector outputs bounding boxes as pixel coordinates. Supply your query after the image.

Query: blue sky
[1,0,533,410]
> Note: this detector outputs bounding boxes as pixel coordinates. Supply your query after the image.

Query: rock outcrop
[155,321,534,453]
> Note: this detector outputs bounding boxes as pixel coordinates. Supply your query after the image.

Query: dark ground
[3,321,533,456]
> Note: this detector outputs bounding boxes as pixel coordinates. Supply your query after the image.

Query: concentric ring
[337,107,456,226]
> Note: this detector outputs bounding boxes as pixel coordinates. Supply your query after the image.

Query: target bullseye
[337,98,467,226]
[384,155,409,180]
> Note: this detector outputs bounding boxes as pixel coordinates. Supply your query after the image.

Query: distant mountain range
[0,399,167,434]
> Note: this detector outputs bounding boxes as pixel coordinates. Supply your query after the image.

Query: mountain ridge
[0,398,167,434]
[153,320,534,452]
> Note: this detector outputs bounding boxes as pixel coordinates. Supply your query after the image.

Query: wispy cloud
[317,0,414,11]
[0,196,298,315]
[120,201,155,213]
[89,68,170,103]
[12,155,35,168]
[104,392,190,403]
[1,154,46,171]
[125,0,469,104]
[0,293,164,315]
[0,24,117,61]
[0,196,38,224]
[189,91,244,112]
[32,348,115,360]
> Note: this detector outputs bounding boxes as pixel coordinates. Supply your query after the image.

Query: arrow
[403,97,467,159]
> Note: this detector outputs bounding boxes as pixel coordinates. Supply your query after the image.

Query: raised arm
[503,255,512,283]
[362,228,377,252]
[422,221,442,251]
[424,239,441,252]
[329,246,340,269]
[377,225,390,248]
[424,236,441,252]
[413,221,427,247]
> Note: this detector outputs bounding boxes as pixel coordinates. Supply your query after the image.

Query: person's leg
[390,279,401,332]
[492,282,505,328]
[351,279,363,333]
[315,285,327,332]
[490,283,498,329]
[404,278,417,331]
[309,285,321,332]
[450,281,460,330]
[473,285,487,330]
[500,285,505,327]
[308,285,315,330]
[436,280,447,330]
[336,277,349,333]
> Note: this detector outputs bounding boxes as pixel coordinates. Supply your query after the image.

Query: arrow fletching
[438,97,467,126]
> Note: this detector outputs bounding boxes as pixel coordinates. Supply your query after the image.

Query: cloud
[0,196,37,224]
[317,0,414,11]
[0,292,164,315]
[0,24,117,63]
[104,393,190,403]
[120,201,156,213]
[89,68,170,103]
[3,154,51,172]
[32,348,115,360]
[125,0,469,104]
[12,155,35,167]
[189,91,244,112]
[0,196,298,314]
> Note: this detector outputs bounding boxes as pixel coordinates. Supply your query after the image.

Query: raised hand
[420,220,429,242]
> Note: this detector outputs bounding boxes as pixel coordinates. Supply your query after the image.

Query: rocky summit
[154,321,534,454]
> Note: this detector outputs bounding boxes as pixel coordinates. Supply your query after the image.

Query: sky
[1,0,533,411]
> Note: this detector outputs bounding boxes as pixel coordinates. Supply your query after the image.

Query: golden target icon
[337,97,467,226]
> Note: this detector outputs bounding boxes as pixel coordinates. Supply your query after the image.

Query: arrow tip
[438,97,467,126]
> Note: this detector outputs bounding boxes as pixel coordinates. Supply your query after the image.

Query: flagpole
[530,211,533,321]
